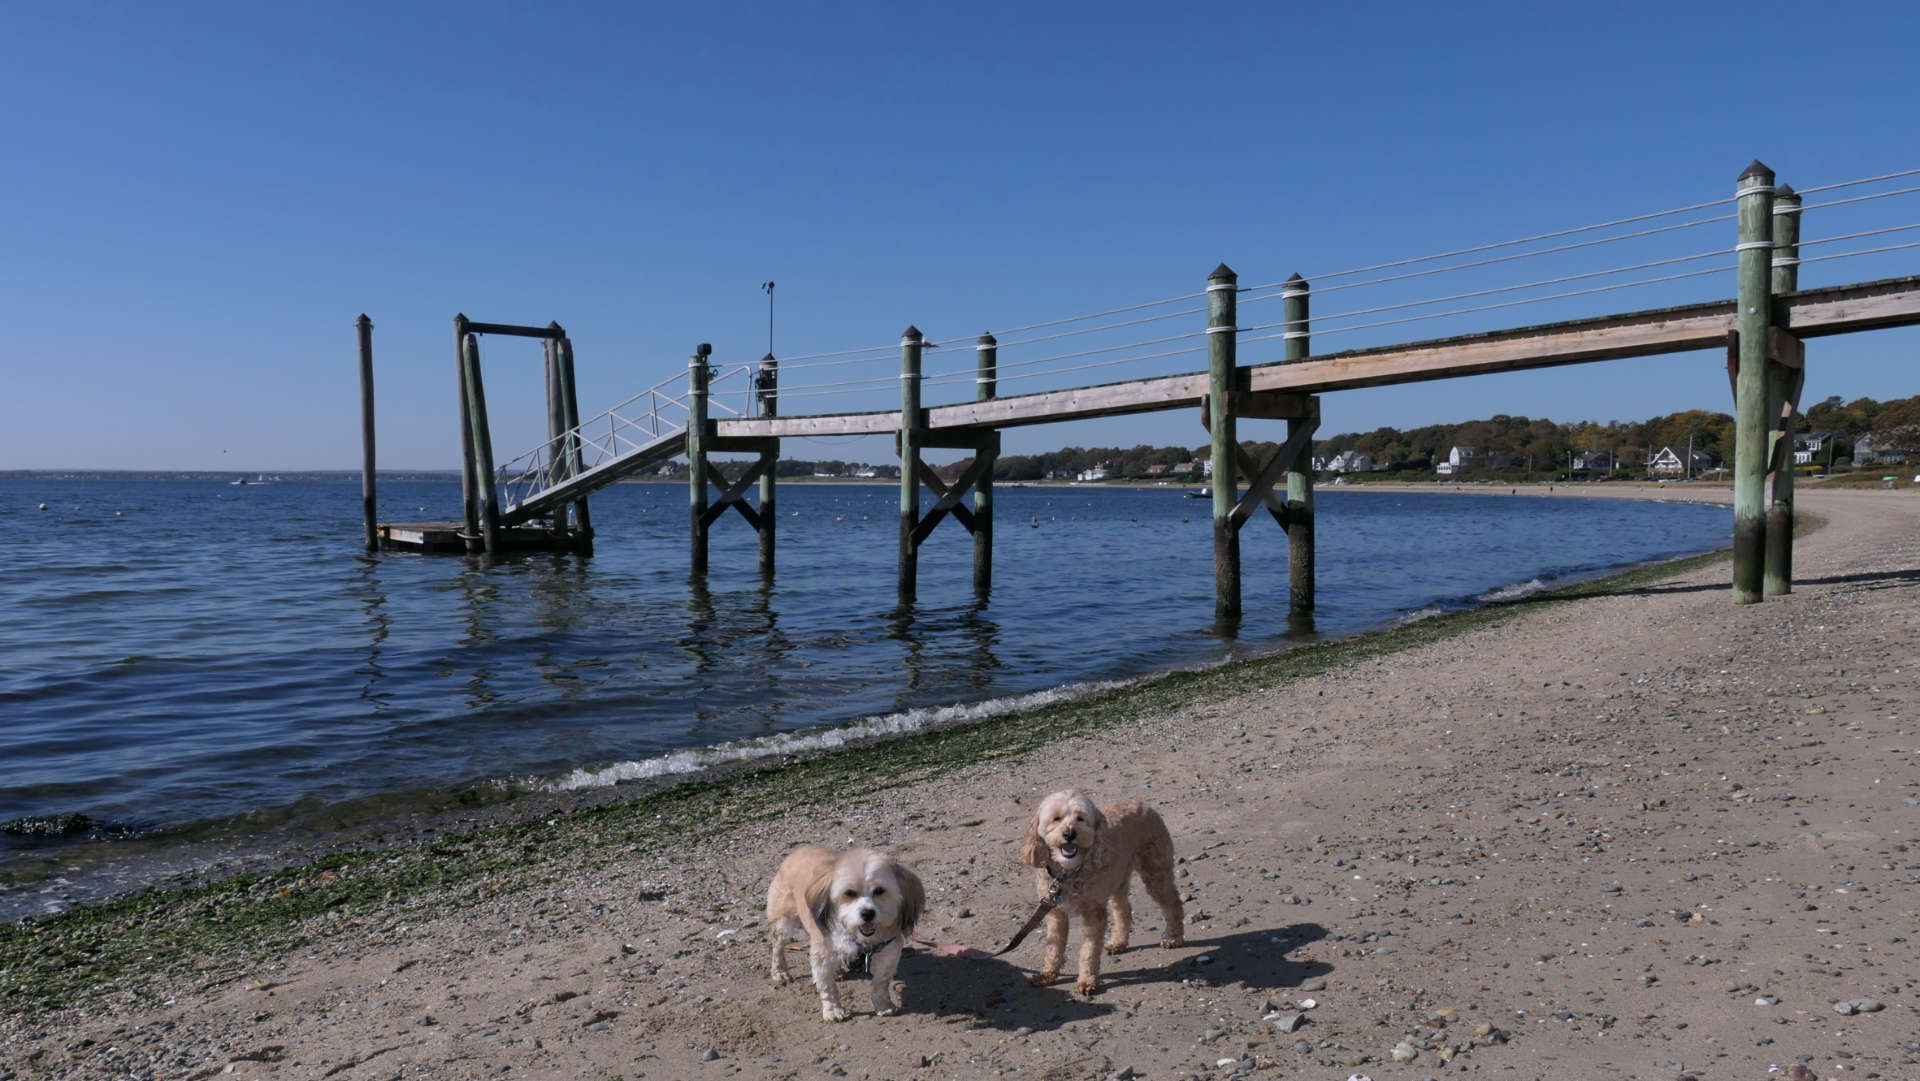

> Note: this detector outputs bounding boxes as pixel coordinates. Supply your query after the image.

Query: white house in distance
[1793,432,1838,465]
[1435,446,1476,475]
[1076,465,1110,482]
[1326,449,1375,473]
[1648,445,1715,477]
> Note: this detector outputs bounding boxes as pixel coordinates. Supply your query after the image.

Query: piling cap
[1209,263,1237,283]
[901,325,923,340]
[1775,183,1798,200]
[761,352,775,363]
[696,343,712,357]
[977,332,997,346]
[1285,272,1306,284]
[1739,159,1775,183]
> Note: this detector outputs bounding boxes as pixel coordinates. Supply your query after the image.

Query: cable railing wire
[1798,184,1920,214]
[1239,192,1737,294]
[1242,212,1736,308]
[923,328,1208,382]
[1792,168,1920,196]
[1240,245,1737,334]
[1794,238,1920,267]
[1241,263,1736,345]
[1794,222,1920,249]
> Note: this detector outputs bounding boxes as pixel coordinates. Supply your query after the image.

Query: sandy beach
[4,485,1918,1081]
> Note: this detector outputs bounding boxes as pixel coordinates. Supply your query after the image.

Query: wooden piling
[556,335,592,546]
[758,353,778,574]
[898,327,924,604]
[356,314,377,552]
[543,335,567,541]
[1764,185,1802,596]
[1207,264,1240,621]
[1282,276,1314,614]
[974,333,998,595]
[1732,160,1775,604]
[453,314,480,550]
[688,344,712,577]
[460,331,502,556]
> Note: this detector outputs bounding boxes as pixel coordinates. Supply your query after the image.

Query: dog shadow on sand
[897,922,1332,1033]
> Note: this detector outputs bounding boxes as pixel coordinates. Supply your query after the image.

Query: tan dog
[766,845,925,1021]
[1020,789,1184,996]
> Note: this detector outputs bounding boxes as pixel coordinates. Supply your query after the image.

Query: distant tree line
[664,395,1919,484]
[927,394,1920,482]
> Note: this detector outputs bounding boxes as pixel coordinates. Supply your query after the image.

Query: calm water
[0,476,1727,915]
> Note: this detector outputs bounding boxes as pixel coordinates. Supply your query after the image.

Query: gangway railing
[496,363,755,524]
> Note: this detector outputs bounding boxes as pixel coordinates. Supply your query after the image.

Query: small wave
[1476,578,1549,603]
[1392,605,1447,625]
[538,679,1131,793]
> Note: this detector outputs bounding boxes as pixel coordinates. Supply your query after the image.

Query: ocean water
[0,476,1727,916]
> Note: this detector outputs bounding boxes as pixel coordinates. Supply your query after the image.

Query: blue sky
[4,2,1916,471]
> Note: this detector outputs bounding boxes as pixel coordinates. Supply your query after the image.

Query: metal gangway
[493,363,756,526]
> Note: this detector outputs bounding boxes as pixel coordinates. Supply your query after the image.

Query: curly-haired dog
[766,845,925,1021]
[1020,789,1184,996]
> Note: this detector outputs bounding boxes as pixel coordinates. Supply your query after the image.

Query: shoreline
[0,481,1735,921]
[0,485,1729,922]
[7,488,1919,1080]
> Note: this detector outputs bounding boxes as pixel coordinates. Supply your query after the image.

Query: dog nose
[859,907,876,923]
[1062,828,1076,842]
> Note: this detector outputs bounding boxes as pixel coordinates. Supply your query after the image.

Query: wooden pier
[358,160,1920,615]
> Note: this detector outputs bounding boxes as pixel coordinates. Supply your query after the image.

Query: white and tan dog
[766,845,925,1021]
[1020,789,1184,996]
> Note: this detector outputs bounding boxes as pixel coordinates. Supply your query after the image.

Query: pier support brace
[894,328,1000,604]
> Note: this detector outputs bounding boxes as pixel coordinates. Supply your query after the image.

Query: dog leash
[908,875,1069,960]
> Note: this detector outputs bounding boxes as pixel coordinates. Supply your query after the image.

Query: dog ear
[895,862,926,937]
[1019,807,1048,867]
[804,867,837,934]
[1085,799,1109,832]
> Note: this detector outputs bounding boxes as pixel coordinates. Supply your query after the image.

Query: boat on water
[1186,487,1210,498]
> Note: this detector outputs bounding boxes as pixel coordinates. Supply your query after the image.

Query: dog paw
[1104,941,1127,956]
[1159,934,1184,948]
[821,1002,849,1022]
[1076,976,1100,998]
[875,1004,900,1017]
[1027,970,1059,987]
[771,969,792,986]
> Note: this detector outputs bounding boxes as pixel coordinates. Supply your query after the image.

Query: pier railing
[495,363,754,522]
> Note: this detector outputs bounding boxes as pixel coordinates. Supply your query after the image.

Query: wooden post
[460,331,502,555]
[1732,160,1775,604]
[356,314,377,552]
[543,334,566,540]
[1207,264,1240,621]
[1764,184,1802,596]
[1282,275,1314,614]
[974,332,997,596]
[688,344,712,577]
[556,335,592,546]
[453,314,480,550]
[898,326,924,604]
[757,352,777,574]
